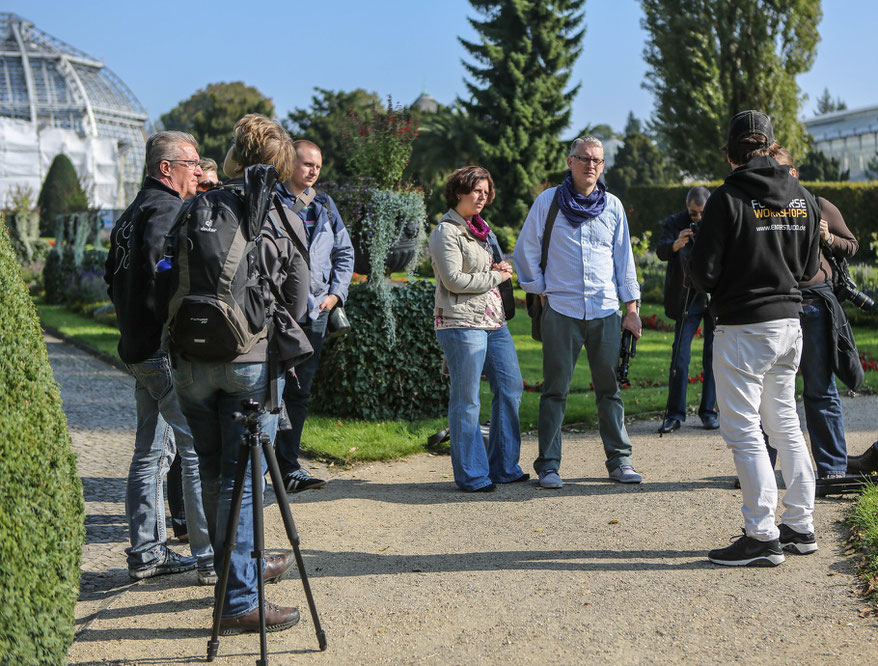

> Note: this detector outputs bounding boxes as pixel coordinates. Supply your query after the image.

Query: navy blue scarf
[557,171,607,226]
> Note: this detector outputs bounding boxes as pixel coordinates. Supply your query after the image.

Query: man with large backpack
[273,140,354,493]
[104,131,215,584]
[163,115,311,635]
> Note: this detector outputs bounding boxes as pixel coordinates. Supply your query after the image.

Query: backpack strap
[540,188,561,275]
[270,196,311,270]
[291,187,316,214]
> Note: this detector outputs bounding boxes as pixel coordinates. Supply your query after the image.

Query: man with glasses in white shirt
[514,136,643,489]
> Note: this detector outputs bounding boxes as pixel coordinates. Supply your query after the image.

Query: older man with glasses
[514,136,643,489]
[105,131,215,584]
[655,186,718,434]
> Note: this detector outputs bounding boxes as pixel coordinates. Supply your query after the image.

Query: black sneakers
[778,524,818,554]
[129,548,197,580]
[708,530,785,567]
[284,468,326,493]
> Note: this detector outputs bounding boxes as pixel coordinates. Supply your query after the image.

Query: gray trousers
[535,307,633,474]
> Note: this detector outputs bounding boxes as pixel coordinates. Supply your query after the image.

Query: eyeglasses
[169,159,200,170]
[570,155,605,166]
[687,209,704,220]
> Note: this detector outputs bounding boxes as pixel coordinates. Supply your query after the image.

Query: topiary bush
[37,154,89,237]
[0,217,84,663]
[43,248,77,305]
[311,279,449,420]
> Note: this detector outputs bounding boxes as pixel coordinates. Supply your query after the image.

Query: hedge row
[0,218,84,662]
[625,181,878,260]
[312,279,449,421]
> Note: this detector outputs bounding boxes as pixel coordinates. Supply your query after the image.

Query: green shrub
[625,181,878,261]
[311,279,449,420]
[43,246,107,307]
[43,248,76,304]
[37,154,89,237]
[0,217,84,662]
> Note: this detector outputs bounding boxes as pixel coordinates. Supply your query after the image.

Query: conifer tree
[641,0,821,179]
[459,0,585,228]
[37,154,89,236]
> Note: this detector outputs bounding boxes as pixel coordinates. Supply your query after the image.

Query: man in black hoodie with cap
[689,110,821,567]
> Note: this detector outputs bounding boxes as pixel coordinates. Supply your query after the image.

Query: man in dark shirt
[656,186,718,434]
[104,131,214,583]
[689,111,821,567]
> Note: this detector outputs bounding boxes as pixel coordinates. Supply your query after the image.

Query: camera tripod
[207,399,326,664]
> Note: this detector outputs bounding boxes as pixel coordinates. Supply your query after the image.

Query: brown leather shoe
[264,550,294,584]
[219,602,299,635]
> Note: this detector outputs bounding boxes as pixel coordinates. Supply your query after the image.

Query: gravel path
[48,333,878,665]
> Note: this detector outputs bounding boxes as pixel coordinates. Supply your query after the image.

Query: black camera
[689,219,700,234]
[828,255,877,313]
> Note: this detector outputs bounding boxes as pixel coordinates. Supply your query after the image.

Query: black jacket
[656,210,699,320]
[689,157,821,325]
[104,177,183,364]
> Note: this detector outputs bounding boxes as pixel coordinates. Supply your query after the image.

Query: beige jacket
[428,209,503,326]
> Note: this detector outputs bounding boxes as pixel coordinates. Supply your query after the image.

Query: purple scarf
[557,171,607,226]
[465,213,491,241]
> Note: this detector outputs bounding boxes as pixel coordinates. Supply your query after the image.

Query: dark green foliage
[311,280,449,420]
[641,0,821,179]
[37,154,89,236]
[605,131,671,199]
[799,149,849,182]
[624,181,878,256]
[43,249,76,304]
[460,0,585,229]
[0,217,84,663]
[815,88,847,115]
[43,247,108,306]
[284,88,383,183]
[160,82,275,168]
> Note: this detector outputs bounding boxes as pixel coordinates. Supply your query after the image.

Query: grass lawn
[848,480,878,604]
[35,296,878,464]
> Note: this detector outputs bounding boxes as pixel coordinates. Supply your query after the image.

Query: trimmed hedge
[625,181,878,259]
[311,279,449,420]
[0,218,84,661]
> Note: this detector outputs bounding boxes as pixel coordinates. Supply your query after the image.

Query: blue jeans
[801,302,848,476]
[276,309,328,477]
[172,358,281,619]
[436,326,524,491]
[537,308,633,473]
[665,295,717,422]
[126,350,212,570]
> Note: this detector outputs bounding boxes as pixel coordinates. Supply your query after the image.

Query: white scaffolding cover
[0,116,124,209]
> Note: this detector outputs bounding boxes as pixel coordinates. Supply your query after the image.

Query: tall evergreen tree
[641,0,821,179]
[798,149,849,181]
[815,87,847,115]
[459,0,585,227]
[604,131,671,199]
[37,154,89,236]
[160,82,275,168]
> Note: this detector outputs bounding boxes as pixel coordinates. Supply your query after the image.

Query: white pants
[713,318,815,540]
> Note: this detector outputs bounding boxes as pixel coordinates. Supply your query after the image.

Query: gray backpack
[162,164,278,361]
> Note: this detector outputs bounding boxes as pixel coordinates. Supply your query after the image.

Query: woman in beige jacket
[428,166,526,492]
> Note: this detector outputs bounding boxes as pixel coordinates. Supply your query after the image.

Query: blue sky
[8,1,876,135]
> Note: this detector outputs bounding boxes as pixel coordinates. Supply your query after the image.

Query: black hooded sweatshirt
[689,156,821,325]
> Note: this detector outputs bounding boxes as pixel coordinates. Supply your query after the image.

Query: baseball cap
[726,110,775,148]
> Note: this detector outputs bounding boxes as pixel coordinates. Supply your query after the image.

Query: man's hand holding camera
[672,228,695,253]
